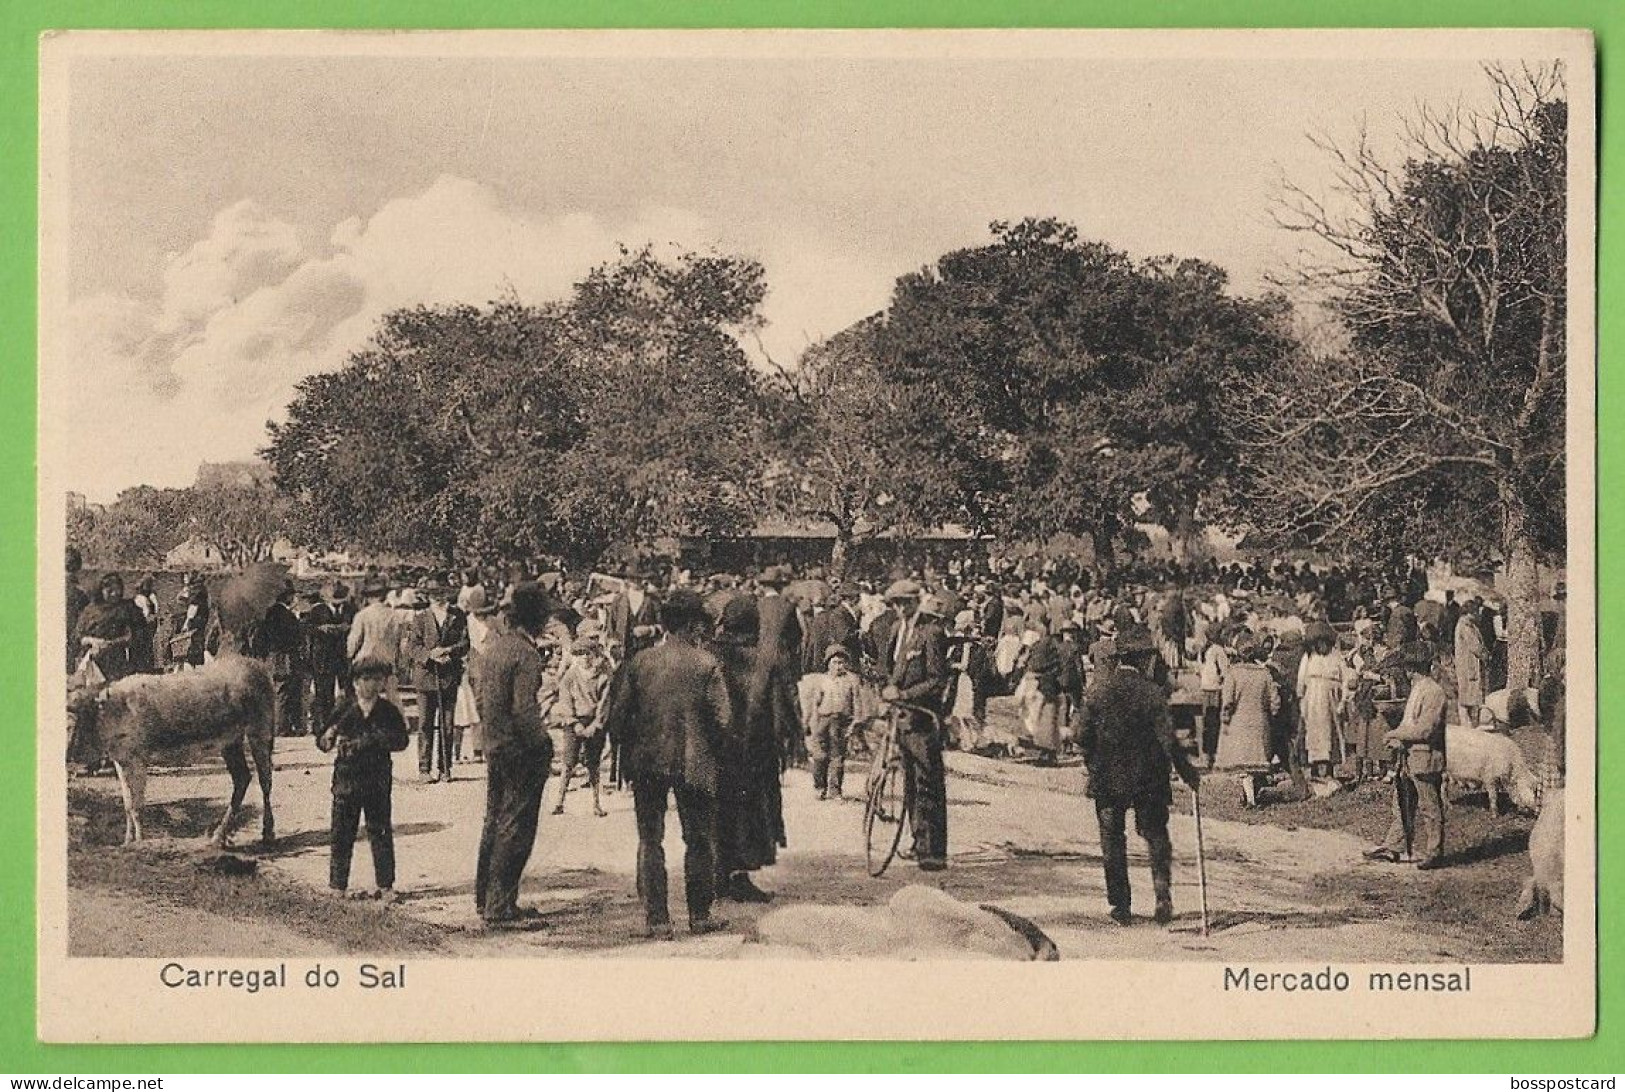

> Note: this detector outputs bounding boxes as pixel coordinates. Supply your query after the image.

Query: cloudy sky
[50,35,1513,501]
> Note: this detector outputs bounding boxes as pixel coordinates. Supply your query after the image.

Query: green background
[0,0,1614,1073]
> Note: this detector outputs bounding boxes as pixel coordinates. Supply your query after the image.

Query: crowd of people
[64,542,1568,935]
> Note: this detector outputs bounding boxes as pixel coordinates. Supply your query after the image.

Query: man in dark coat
[968,582,1005,722]
[602,590,733,938]
[710,596,792,903]
[406,580,469,782]
[302,583,356,735]
[877,580,952,871]
[806,585,862,670]
[246,580,306,736]
[754,564,805,766]
[1078,625,1201,925]
[472,582,553,929]
[608,572,663,659]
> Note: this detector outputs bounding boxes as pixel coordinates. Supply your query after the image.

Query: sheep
[69,654,275,847]
[1444,724,1538,815]
[1516,788,1563,919]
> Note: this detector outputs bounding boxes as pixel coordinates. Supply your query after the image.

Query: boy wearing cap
[809,645,861,800]
[552,636,613,817]
[318,657,410,900]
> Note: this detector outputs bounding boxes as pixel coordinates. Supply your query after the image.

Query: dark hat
[824,644,851,665]
[759,564,793,587]
[361,578,389,597]
[506,581,552,633]
[660,589,710,632]
[330,582,351,601]
[720,596,760,637]
[1114,624,1157,657]
[352,656,393,679]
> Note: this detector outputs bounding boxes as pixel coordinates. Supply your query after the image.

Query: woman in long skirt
[1296,623,1345,779]
[453,607,491,761]
[1343,619,1393,780]
[1219,631,1279,806]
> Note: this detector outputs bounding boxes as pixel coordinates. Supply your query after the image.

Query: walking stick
[1192,781,1211,937]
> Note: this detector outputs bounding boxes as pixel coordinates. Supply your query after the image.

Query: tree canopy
[870,217,1294,568]
[264,249,769,568]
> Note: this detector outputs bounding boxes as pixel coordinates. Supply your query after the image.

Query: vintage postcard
[37,28,1596,1042]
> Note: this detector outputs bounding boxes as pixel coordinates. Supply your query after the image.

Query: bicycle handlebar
[877,696,944,726]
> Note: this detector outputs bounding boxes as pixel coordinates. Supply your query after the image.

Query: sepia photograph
[35,29,1595,1042]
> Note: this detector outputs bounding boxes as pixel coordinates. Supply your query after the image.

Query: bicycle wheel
[864,732,910,878]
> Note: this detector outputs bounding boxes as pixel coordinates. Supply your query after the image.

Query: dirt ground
[64,693,1562,963]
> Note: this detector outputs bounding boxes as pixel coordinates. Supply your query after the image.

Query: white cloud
[57,175,892,501]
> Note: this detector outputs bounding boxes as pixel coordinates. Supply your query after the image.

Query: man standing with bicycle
[877,581,952,873]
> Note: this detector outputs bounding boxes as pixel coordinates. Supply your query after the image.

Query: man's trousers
[899,713,948,865]
[632,777,717,927]
[329,773,395,891]
[1094,796,1174,914]
[1382,765,1445,863]
[809,713,852,795]
[417,684,457,777]
[474,741,551,922]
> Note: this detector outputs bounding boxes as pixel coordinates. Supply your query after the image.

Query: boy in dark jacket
[318,657,410,900]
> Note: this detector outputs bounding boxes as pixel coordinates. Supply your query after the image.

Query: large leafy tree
[1230,64,1567,688]
[762,316,980,578]
[265,249,769,568]
[873,218,1293,571]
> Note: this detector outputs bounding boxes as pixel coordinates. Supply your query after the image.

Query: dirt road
[67,728,1543,962]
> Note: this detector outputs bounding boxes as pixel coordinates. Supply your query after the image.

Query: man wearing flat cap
[877,581,953,871]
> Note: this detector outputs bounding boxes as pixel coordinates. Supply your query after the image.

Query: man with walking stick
[1078,625,1202,926]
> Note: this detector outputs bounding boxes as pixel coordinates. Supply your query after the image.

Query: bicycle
[862,697,940,878]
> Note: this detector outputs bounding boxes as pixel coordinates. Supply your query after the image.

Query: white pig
[1444,724,1538,815]
[1516,788,1563,918]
